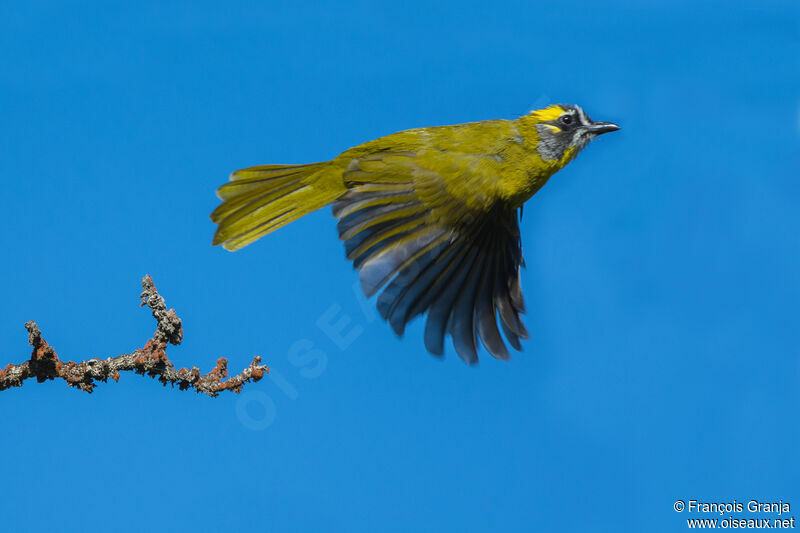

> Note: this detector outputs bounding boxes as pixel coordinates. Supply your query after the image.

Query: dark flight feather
[333,154,530,362]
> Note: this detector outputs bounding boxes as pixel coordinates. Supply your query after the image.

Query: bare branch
[0,276,268,397]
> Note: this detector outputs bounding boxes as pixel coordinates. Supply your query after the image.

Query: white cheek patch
[572,132,593,151]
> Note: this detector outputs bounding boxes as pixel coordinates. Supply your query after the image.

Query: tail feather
[216,167,310,201]
[211,162,341,251]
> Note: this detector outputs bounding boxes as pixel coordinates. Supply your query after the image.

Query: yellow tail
[211,162,343,251]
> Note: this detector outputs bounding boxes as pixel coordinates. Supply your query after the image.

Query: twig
[0,276,268,397]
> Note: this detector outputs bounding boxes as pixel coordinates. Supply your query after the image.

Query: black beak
[586,121,620,134]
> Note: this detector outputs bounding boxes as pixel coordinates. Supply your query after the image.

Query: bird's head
[528,104,619,164]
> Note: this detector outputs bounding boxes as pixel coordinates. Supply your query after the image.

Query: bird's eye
[560,115,573,126]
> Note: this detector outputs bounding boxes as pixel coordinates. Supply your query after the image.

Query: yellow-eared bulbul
[211,104,619,364]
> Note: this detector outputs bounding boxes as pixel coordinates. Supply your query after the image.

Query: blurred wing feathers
[333,151,529,362]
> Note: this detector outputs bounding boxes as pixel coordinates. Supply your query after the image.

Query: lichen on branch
[0,276,268,397]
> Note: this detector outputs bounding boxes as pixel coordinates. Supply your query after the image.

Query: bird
[211,104,619,364]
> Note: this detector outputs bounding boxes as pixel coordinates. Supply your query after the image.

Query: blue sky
[1,1,798,532]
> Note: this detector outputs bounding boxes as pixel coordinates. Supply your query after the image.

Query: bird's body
[211,105,618,363]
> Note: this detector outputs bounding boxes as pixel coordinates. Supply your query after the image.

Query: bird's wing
[332,149,528,364]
